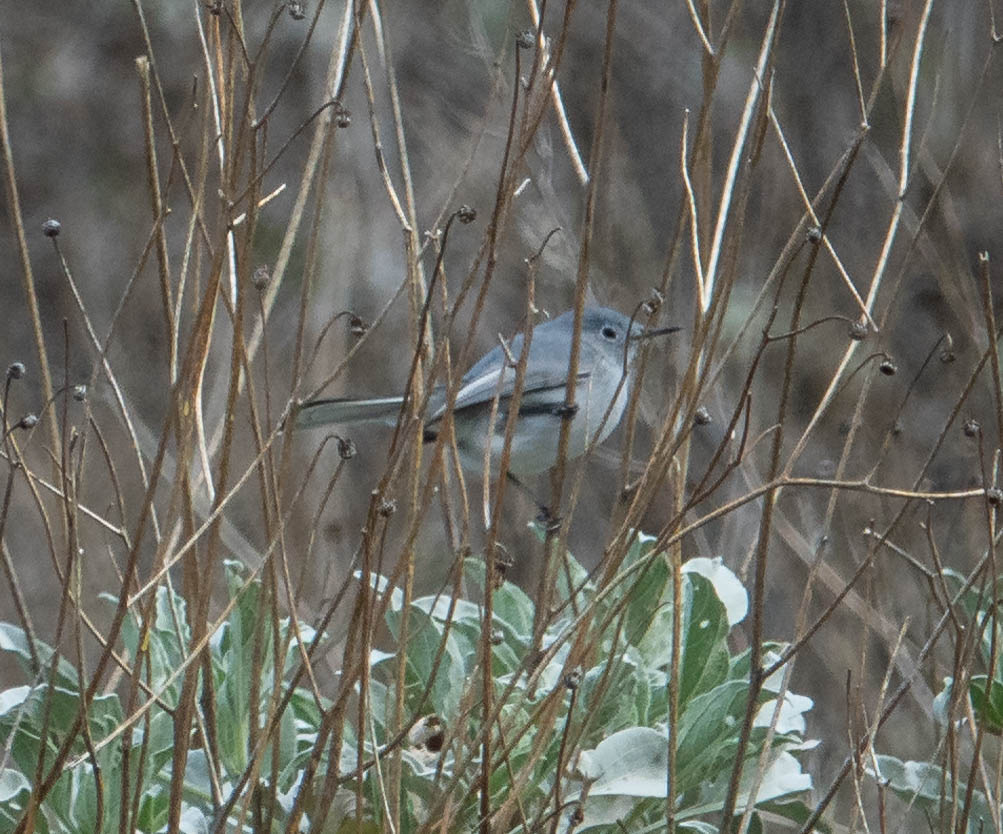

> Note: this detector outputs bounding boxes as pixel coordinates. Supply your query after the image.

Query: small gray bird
[294,306,678,479]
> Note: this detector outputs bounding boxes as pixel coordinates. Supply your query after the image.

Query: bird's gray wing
[432,335,589,420]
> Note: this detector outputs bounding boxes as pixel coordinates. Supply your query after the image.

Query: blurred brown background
[1,0,1001,814]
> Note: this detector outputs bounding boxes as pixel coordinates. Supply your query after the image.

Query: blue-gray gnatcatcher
[294,306,679,479]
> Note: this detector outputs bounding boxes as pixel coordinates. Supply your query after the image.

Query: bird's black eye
[601,325,618,341]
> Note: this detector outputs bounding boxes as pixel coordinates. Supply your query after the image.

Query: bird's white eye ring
[601,325,618,340]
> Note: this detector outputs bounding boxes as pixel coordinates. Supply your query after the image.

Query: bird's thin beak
[631,325,682,341]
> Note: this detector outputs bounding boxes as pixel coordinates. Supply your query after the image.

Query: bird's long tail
[293,396,405,428]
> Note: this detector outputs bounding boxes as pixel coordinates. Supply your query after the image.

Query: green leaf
[679,574,730,705]
[684,747,811,821]
[758,797,832,833]
[463,557,535,641]
[106,588,189,708]
[620,542,671,654]
[133,711,176,801]
[869,755,995,834]
[575,727,672,830]
[969,675,1003,734]
[580,654,646,740]
[578,726,669,797]
[754,751,813,803]
[753,692,814,736]
[177,805,210,834]
[354,569,403,610]
[0,767,31,831]
[729,643,788,683]
[732,813,763,834]
[0,685,123,767]
[412,595,481,629]
[679,823,718,834]
[0,767,30,803]
[682,557,747,626]
[576,794,649,831]
[0,685,31,718]
[932,676,954,727]
[552,546,595,611]
[335,821,383,834]
[383,605,464,716]
[216,560,285,777]
[675,679,748,793]
[260,691,300,783]
[183,750,214,805]
[0,623,78,691]
[135,784,167,832]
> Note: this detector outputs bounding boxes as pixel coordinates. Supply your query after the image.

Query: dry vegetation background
[1,0,1003,829]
